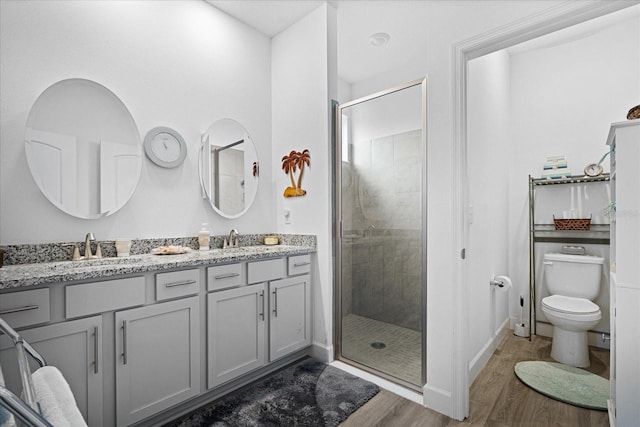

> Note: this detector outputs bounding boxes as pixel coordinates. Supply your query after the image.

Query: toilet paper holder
[490,275,513,291]
[490,278,507,288]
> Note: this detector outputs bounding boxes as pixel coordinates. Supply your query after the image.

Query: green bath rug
[514,361,609,411]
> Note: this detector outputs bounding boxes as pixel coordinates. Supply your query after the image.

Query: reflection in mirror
[200,119,258,218]
[24,79,142,219]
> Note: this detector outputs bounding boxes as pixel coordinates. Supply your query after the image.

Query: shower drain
[370,342,386,349]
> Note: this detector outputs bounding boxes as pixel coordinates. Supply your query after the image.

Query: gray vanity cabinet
[0,315,104,427]
[0,248,314,426]
[206,255,312,388]
[207,283,267,388]
[269,274,311,361]
[114,296,200,427]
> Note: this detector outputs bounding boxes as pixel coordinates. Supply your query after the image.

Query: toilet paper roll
[493,275,513,293]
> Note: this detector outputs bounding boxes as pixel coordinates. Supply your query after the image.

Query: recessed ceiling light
[369,32,390,47]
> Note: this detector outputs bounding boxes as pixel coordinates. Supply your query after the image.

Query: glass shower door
[335,79,426,389]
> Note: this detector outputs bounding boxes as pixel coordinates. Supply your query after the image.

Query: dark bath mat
[167,358,380,427]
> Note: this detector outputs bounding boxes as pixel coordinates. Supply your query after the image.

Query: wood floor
[341,333,610,427]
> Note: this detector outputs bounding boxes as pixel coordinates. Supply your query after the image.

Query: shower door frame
[333,77,428,392]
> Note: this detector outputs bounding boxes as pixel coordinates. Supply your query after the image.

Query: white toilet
[541,252,604,368]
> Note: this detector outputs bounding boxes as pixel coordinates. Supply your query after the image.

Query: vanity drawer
[288,254,311,276]
[156,269,200,301]
[66,276,145,319]
[207,264,243,292]
[247,258,287,284]
[0,288,50,328]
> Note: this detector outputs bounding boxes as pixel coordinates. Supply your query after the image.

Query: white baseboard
[422,382,454,418]
[608,399,616,427]
[310,341,333,363]
[468,319,509,383]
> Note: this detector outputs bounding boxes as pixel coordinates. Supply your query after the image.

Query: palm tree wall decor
[281,149,310,197]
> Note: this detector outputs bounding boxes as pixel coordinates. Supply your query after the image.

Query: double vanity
[1,75,315,426]
[0,236,315,426]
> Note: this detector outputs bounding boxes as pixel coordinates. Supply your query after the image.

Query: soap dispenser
[198,223,211,251]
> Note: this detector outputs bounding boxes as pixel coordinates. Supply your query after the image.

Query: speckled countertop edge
[0,234,315,265]
[0,235,316,290]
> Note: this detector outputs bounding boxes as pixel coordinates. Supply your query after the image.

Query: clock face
[144,127,187,168]
[151,133,181,162]
[584,163,603,177]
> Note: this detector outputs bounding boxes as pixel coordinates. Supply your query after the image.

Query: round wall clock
[583,163,604,177]
[144,127,187,168]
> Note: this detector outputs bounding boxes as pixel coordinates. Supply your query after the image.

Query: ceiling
[207,1,325,38]
[207,1,640,84]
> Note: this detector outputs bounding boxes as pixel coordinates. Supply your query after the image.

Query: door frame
[451,0,636,420]
[334,77,428,391]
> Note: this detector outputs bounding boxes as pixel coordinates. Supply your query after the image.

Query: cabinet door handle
[121,321,128,365]
[272,289,278,318]
[214,273,240,280]
[0,305,39,315]
[293,262,311,267]
[164,280,196,288]
[259,291,265,320]
[93,326,99,374]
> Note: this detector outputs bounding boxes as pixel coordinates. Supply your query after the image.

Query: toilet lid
[542,295,600,314]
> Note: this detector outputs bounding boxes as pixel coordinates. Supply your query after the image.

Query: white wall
[0,0,274,244]
[507,14,640,333]
[342,0,568,417]
[271,3,338,361]
[467,50,511,381]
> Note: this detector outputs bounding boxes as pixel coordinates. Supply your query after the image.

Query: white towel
[31,367,87,427]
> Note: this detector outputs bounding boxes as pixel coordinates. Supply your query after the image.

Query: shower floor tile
[342,314,421,386]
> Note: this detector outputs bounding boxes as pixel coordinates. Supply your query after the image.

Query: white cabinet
[607,119,640,426]
[115,296,200,427]
[0,316,103,426]
[207,284,267,388]
[269,274,311,361]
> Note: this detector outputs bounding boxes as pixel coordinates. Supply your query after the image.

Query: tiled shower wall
[342,129,422,331]
[214,147,245,216]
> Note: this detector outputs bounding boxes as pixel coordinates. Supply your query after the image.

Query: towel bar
[0,317,86,427]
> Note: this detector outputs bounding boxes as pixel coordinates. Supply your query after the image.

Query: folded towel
[32,367,87,427]
[545,155,566,161]
[541,170,572,179]
[543,162,568,169]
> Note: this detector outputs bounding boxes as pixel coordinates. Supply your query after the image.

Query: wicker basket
[553,215,591,231]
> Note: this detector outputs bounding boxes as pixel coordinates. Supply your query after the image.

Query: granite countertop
[0,244,315,290]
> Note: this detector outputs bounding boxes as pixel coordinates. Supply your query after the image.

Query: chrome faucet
[225,229,239,248]
[82,232,102,259]
[84,233,95,258]
[64,233,102,261]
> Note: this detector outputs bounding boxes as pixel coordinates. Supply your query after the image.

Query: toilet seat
[542,295,599,314]
[542,295,601,322]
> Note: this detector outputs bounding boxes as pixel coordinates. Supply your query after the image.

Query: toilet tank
[543,253,604,300]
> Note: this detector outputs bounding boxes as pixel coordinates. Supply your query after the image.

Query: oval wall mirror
[24,78,142,219]
[199,118,259,218]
